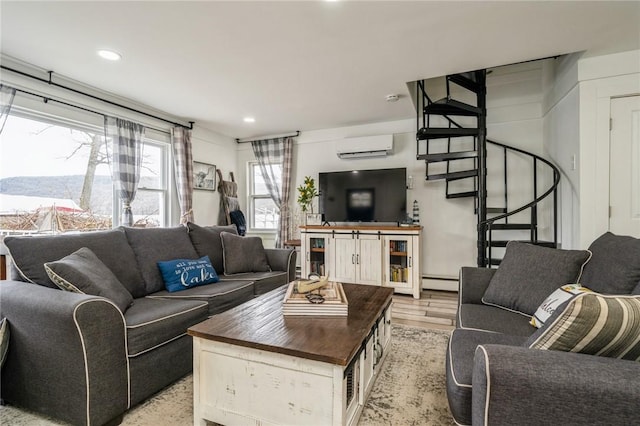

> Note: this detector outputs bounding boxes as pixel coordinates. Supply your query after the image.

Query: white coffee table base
[192,308,391,426]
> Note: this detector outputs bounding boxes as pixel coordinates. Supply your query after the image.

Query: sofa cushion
[157,256,219,293]
[124,297,208,357]
[528,293,640,361]
[530,284,592,328]
[123,226,199,294]
[580,232,640,295]
[482,241,591,317]
[446,328,527,425]
[220,232,271,274]
[458,303,535,337]
[220,271,288,295]
[147,279,255,316]
[186,222,238,274]
[4,229,145,297]
[44,247,134,312]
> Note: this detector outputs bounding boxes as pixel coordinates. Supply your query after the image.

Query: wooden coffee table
[188,283,393,426]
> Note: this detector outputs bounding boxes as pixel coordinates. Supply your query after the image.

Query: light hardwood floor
[392,290,458,331]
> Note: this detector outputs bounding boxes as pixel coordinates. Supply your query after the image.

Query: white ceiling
[1,1,639,139]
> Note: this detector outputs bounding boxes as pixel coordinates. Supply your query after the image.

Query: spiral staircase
[415,70,560,267]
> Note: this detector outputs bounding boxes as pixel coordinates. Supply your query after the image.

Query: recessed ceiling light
[243,117,256,123]
[97,49,122,61]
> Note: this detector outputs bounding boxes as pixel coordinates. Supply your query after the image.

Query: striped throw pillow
[529,293,640,361]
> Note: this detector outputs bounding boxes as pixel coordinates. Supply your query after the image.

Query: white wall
[190,127,237,226]
[236,62,548,290]
[542,54,582,249]
[543,49,640,249]
[576,50,640,247]
[236,50,640,287]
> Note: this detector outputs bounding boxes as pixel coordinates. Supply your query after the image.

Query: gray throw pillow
[482,241,592,317]
[123,226,199,294]
[580,232,640,294]
[220,232,271,275]
[0,318,9,369]
[4,229,145,296]
[186,222,238,274]
[44,247,134,312]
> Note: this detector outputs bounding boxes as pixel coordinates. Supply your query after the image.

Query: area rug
[0,324,454,425]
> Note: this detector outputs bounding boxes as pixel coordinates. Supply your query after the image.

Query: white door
[333,234,356,283]
[356,235,382,285]
[610,96,640,237]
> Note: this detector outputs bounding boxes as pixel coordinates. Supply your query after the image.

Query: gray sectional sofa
[0,223,295,426]
[447,232,640,425]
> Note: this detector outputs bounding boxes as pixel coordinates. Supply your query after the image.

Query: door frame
[608,95,640,236]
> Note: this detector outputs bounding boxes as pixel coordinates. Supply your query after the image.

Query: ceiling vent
[336,135,393,159]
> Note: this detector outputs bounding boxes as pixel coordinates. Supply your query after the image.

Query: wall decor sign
[193,161,216,190]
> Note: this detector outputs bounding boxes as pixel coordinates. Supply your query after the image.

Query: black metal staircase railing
[415,70,560,267]
[480,139,560,265]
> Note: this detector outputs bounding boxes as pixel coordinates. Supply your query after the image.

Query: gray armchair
[472,344,640,425]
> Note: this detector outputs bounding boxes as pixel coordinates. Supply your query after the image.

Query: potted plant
[297,176,320,224]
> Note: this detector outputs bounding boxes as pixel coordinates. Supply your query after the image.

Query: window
[0,112,170,235]
[121,140,170,228]
[248,162,280,230]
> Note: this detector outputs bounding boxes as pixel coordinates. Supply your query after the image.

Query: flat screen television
[319,168,407,223]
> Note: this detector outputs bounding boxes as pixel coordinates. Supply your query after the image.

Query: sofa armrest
[265,248,296,282]
[472,344,640,425]
[0,281,129,425]
[459,267,495,305]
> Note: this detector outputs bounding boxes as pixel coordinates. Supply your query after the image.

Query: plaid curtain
[0,85,16,134]
[171,127,194,224]
[251,137,293,248]
[105,116,145,227]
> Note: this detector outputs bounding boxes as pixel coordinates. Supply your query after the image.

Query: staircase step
[446,170,478,181]
[424,98,482,117]
[426,169,478,181]
[486,207,507,214]
[417,150,478,163]
[447,73,484,94]
[490,223,534,230]
[489,240,556,248]
[446,191,477,199]
[417,127,479,140]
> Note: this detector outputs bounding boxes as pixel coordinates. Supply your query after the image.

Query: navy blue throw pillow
[157,256,219,293]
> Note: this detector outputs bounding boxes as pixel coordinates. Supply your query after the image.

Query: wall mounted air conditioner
[336,135,393,159]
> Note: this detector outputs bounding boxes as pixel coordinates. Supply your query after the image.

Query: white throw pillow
[530,284,592,328]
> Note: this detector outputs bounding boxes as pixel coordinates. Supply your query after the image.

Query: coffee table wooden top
[188,283,393,366]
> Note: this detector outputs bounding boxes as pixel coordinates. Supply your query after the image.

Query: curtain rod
[236,130,300,144]
[3,84,169,135]
[1,65,194,130]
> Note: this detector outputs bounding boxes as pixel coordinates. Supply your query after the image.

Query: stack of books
[390,264,408,282]
[282,280,348,316]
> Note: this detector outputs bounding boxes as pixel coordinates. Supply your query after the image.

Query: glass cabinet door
[383,236,412,290]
